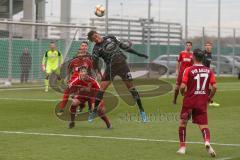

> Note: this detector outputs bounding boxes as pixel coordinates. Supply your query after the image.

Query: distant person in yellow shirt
[42,42,63,92]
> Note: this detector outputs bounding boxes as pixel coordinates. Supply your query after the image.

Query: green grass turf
[0,77,240,160]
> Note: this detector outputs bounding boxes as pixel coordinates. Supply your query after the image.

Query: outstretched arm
[119,42,148,59]
[125,48,149,59]
[41,52,47,71]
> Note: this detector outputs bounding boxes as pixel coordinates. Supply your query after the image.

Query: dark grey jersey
[92,36,127,68]
[202,50,212,68]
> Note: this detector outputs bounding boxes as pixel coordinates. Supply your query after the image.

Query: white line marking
[0,97,58,102]
[0,82,239,91]
[216,157,234,160]
[0,87,239,103]
[0,87,44,91]
[0,130,239,147]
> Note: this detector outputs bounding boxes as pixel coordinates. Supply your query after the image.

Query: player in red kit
[177,49,217,157]
[67,41,94,80]
[57,41,95,115]
[60,66,111,129]
[173,41,193,104]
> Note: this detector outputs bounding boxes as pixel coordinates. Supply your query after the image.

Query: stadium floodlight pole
[217,0,221,76]
[8,0,13,83]
[185,0,188,41]
[147,0,151,78]
[167,24,170,78]
[120,2,123,40]
[105,0,109,35]
[157,0,161,55]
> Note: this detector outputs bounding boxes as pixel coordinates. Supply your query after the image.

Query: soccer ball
[95,5,105,17]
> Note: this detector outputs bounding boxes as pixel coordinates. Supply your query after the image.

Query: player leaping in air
[60,66,111,129]
[42,42,63,92]
[177,48,217,157]
[87,30,149,123]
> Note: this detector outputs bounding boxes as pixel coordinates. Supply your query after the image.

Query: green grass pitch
[0,77,240,160]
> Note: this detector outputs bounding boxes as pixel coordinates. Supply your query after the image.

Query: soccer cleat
[57,109,64,116]
[107,123,112,129]
[140,111,147,123]
[68,121,75,129]
[177,147,186,155]
[205,142,216,157]
[209,101,220,107]
[88,111,97,123]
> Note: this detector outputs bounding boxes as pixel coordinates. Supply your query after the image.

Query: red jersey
[68,55,93,78]
[178,51,193,74]
[60,75,100,109]
[182,64,216,108]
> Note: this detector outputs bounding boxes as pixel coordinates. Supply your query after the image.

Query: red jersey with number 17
[182,64,216,108]
[178,51,193,74]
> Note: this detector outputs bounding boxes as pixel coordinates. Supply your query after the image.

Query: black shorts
[102,60,132,81]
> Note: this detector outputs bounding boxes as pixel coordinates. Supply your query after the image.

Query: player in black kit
[87,30,148,122]
[203,41,220,107]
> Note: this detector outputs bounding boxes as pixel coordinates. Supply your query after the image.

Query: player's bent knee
[199,125,209,130]
[179,119,187,127]
[70,105,77,114]
[72,99,80,106]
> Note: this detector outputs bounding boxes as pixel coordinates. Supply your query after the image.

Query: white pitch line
[0,81,239,91]
[216,157,234,160]
[0,87,44,91]
[0,97,58,102]
[0,130,239,147]
[0,88,239,103]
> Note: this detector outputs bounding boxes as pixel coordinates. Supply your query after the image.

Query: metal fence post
[232,28,236,75]
[167,24,170,78]
[8,0,13,83]
[217,0,221,76]
[202,27,205,50]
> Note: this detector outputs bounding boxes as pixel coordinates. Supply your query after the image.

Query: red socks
[201,128,210,143]
[179,127,186,147]
[178,127,210,147]
[101,116,111,127]
[98,110,111,127]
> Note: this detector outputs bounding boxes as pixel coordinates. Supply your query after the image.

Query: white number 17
[194,73,208,91]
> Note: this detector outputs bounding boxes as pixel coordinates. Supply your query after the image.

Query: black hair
[78,66,88,72]
[193,48,204,62]
[87,30,98,41]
